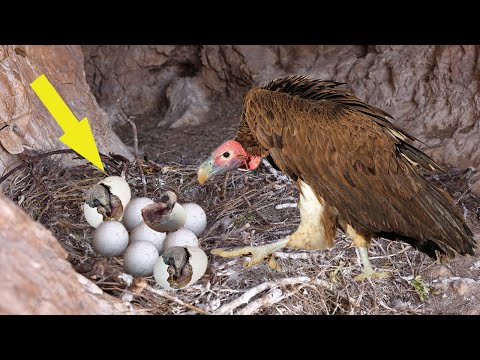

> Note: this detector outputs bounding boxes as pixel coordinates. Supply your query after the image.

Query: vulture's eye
[222,152,230,158]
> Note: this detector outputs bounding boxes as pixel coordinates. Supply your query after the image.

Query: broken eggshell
[83,203,104,228]
[142,202,187,233]
[84,176,132,228]
[154,246,208,290]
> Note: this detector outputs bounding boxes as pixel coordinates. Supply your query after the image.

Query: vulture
[197,75,476,280]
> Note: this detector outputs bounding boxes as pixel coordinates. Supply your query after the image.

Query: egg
[123,241,159,277]
[129,222,166,253]
[180,202,207,236]
[122,197,154,231]
[154,246,208,289]
[142,202,187,233]
[162,228,199,252]
[92,221,129,257]
[84,176,132,228]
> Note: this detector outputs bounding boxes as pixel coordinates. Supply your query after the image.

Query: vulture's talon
[211,238,289,270]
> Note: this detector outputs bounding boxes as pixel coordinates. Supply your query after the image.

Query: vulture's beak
[198,155,243,184]
[198,157,215,185]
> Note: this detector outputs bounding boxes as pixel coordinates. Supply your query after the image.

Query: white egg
[162,228,199,252]
[92,221,129,257]
[122,197,154,231]
[180,203,207,236]
[154,246,208,290]
[123,241,159,277]
[129,222,166,253]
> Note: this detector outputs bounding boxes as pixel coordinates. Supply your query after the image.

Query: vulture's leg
[210,238,289,271]
[347,226,391,281]
[354,247,391,281]
[211,181,333,271]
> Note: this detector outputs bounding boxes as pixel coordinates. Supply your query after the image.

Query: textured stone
[424,264,454,279]
[0,192,135,314]
[0,45,132,178]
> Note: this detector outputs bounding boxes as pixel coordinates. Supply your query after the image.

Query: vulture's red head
[197,140,262,184]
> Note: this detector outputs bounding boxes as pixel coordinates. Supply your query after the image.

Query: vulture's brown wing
[243,88,474,257]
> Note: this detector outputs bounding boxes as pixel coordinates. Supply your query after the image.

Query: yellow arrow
[30,74,105,172]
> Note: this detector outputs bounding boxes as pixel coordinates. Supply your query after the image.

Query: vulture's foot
[210,238,289,271]
[354,246,392,281]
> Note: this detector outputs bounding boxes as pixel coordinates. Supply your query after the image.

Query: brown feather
[234,76,476,259]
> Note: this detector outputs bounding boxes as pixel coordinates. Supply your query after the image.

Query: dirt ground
[4,94,479,315]
[114,94,244,166]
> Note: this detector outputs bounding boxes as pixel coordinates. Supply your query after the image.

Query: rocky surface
[0,45,132,177]
[83,45,480,194]
[425,258,480,315]
[0,192,136,314]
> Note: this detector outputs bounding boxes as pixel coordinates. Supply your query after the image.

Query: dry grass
[2,150,479,315]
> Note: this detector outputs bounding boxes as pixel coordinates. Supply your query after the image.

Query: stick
[242,195,270,224]
[222,173,230,200]
[0,149,76,185]
[275,203,297,210]
[236,288,286,315]
[214,276,311,315]
[261,158,290,182]
[123,117,147,197]
[200,215,234,241]
[145,285,210,315]
[0,149,122,185]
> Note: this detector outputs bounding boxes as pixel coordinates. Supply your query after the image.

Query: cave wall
[0,45,132,177]
[83,44,480,194]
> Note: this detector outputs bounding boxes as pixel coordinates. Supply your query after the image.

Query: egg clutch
[83,176,208,290]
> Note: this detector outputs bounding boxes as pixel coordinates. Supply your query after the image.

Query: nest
[2,148,479,315]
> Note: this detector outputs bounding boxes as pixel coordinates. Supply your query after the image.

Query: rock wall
[0,192,135,314]
[0,45,132,177]
[83,45,480,194]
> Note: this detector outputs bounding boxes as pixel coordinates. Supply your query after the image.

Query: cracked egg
[84,176,132,228]
[154,246,208,290]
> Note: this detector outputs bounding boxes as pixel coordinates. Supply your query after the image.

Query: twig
[123,117,147,197]
[222,173,230,200]
[214,276,311,315]
[200,215,234,241]
[0,149,76,185]
[275,203,297,210]
[311,278,336,292]
[242,195,270,224]
[0,149,122,185]
[145,285,210,315]
[261,158,290,182]
[236,288,286,315]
